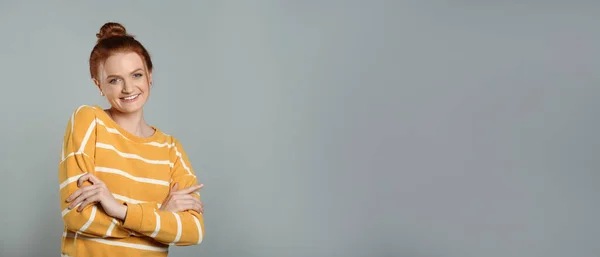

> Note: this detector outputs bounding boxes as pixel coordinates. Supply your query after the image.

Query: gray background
[0,1,598,257]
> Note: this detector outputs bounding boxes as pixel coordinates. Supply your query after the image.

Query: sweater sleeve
[58,105,131,238]
[122,138,205,246]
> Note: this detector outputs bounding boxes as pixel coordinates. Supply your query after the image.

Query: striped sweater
[58,105,204,256]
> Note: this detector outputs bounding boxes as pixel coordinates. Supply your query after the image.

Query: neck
[108,108,152,138]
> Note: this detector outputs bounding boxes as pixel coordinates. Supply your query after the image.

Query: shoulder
[69,105,98,122]
[62,105,100,137]
[152,127,181,146]
[168,134,184,149]
[159,133,188,155]
[66,105,100,131]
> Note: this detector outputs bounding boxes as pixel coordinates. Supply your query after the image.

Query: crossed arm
[58,107,205,245]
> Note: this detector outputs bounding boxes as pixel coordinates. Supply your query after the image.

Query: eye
[133,73,143,78]
[109,78,120,84]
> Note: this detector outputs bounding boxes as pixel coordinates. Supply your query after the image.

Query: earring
[100,92,104,96]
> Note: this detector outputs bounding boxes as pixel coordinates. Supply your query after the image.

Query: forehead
[101,52,145,75]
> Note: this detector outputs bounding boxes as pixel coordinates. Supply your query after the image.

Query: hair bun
[96,22,129,42]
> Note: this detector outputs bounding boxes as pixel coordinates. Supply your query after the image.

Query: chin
[120,105,144,114]
[112,100,146,114]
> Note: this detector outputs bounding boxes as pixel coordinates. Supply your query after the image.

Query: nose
[122,79,134,94]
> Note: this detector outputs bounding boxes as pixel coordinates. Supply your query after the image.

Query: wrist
[113,203,128,221]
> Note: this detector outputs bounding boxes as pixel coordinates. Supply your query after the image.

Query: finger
[161,194,172,208]
[190,199,203,213]
[66,184,100,202]
[78,195,100,212]
[170,194,199,201]
[191,202,204,214]
[169,183,179,194]
[87,174,103,185]
[169,195,201,209]
[173,184,203,194]
[69,187,102,209]
[174,199,201,212]
[69,187,100,209]
[66,189,82,203]
[173,184,203,195]
[196,202,203,214]
[77,173,91,187]
[78,173,103,187]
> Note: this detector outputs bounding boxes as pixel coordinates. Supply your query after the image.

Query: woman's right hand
[160,183,204,214]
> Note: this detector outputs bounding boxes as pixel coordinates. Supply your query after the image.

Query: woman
[58,22,205,256]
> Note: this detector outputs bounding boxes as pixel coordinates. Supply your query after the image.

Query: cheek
[134,79,149,89]
[103,87,120,97]
[140,84,150,95]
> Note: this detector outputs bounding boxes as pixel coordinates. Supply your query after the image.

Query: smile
[120,93,140,102]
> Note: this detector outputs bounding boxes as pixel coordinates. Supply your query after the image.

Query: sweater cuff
[122,203,144,232]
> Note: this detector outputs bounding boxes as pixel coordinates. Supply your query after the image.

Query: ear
[93,79,103,94]
[148,72,153,86]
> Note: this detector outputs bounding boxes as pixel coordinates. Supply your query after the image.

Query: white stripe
[86,237,168,252]
[95,167,170,186]
[105,127,121,135]
[113,193,162,208]
[78,120,96,153]
[150,210,161,238]
[62,105,94,163]
[78,205,97,232]
[96,119,170,147]
[63,233,168,252]
[96,143,173,166]
[61,254,71,257]
[173,145,193,176]
[67,105,89,144]
[61,202,83,218]
[61,208,71,217]
[192,215,203,244]
[170,213,182,245]
[112,193,144,204]
[144,142,174,148]
[94,119,198,180]
[105,219,118,237]
[59,151,91,164]
[59,174,85,190]
[70,112,75,136]
[96,119,127,138]
[76,105,88,115]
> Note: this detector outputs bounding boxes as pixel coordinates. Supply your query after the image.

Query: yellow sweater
[58,105,205,256]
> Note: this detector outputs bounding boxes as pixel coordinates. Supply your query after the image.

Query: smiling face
[94,52,152,114]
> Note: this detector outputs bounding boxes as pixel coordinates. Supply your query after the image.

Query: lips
[120,93,140,102]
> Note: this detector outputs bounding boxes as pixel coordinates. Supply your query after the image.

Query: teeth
[123,94,139,100]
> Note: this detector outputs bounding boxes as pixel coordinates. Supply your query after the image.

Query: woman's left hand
[65,172,127,220]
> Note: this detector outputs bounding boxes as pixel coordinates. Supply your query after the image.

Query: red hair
[89,22,153,80]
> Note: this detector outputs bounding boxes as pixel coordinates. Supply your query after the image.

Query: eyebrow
[106,68,144,78]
